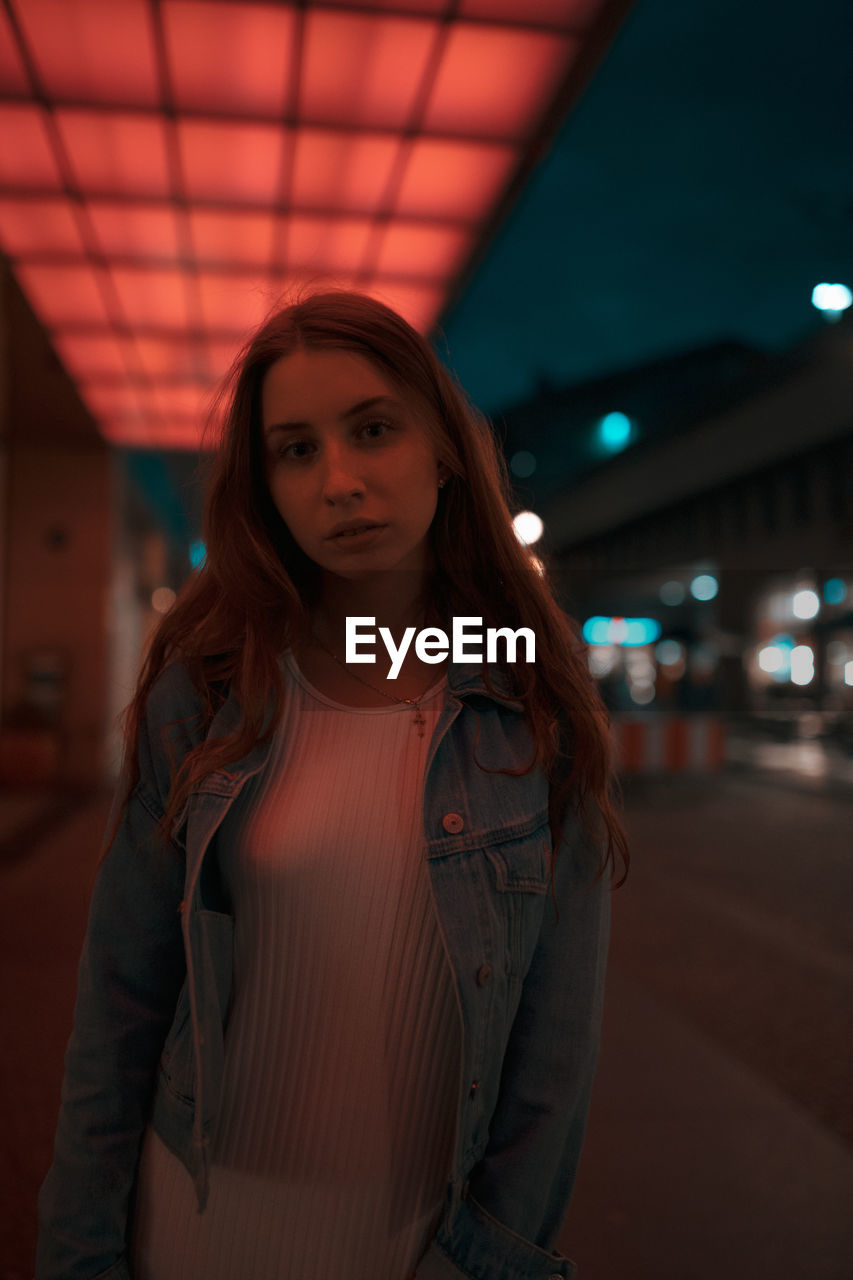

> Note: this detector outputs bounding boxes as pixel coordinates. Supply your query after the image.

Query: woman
[36,290,628,1280]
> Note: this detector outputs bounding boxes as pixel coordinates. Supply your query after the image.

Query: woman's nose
[319,443,364,498]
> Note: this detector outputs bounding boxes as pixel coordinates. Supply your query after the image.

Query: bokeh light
[659,580,685,606]
[587,645,618,678]
[823,577,846,605]
[690,573,718,601]
[758,645,784,674]
[757,634,794,681]
[656,639,684,667]
[510,450,537,478]
[790,645,815,686]
[811,282,852,313]
[151,586,176,614]
[583,616,661,646]
[792,589,819,619]
[513,510,543,545]
[626,647,656,705]
[598,411,632,453]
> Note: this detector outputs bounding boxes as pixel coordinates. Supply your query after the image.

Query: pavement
[0,784,98,865]
[1,734,851,1279]
[559,768,853,1278]
[725,727,853,796]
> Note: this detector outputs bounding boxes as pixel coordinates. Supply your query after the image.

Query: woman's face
[261,346,445,584]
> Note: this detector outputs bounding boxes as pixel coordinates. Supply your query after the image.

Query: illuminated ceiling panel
[15,261,111,326]
[373,222,472,279]
[134,333,205,380]
[14,0,159,106]
[287,215,374,274]
[397,139,515,219]
[111,265,190,329]
[0,195,84,254]
[53,330,135,379]
[300,11,437,129]
[197,269,295,335]
[87,200,182,260]
[0,105,62,187]
[178,119,287,204]
[423,27,574,138]
[0,0,635,449]
[57,110,172,197]
[290,129,401,213]
[163,1,296,116]
[0,6,26,90]
[460,0,602,21]
[189,208,277,269]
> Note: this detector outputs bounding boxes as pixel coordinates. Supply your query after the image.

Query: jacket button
[476,964,492,986]
[442,812,464,834]
[469,1079,480,1100]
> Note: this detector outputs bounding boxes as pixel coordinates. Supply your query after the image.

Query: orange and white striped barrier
[611,715,726,774]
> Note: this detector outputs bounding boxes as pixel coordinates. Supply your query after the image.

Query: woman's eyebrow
[265,395,399,438]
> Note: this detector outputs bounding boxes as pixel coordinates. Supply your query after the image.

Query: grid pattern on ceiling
[0,0,611,449]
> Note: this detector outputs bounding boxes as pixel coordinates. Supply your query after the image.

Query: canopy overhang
[0,0,634,447]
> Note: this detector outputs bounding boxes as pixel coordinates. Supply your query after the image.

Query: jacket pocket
[481,824,549,981]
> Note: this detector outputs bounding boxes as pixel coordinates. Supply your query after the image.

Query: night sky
[438,0,853,416]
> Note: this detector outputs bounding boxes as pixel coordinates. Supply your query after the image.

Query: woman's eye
[278,420,393,462]
[280,441,310,460]
[361,418,393,440]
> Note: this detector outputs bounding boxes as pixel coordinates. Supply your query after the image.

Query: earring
[438,476,447,489]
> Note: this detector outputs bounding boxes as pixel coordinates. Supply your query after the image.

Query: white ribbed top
[130,650,461,1280]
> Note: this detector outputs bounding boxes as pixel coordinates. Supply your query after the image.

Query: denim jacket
[36,653,610,1280]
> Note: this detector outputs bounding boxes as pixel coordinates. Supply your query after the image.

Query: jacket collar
[445,659,526,709]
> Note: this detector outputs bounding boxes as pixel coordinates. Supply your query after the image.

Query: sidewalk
[559,967,853,1279]
[557,767,853,1278]
[725,728,853,794]
[0,784,99,864]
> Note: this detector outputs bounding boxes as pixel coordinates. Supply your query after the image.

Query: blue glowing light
[765,634,795,680]
[190,539,207,568]
[690,573,718,601]
[811,282,852,313]
[583,616,662,647]
[823,577,846,605]
[598,412,632,453]
[583,617,612,646]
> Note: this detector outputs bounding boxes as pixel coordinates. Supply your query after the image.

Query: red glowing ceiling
[0,0,633,448]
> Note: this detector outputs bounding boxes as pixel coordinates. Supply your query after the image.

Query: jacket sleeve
[35,676,193,1279]
[421,807,611,1279]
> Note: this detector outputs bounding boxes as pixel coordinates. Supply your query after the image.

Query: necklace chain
[309,629,433,736]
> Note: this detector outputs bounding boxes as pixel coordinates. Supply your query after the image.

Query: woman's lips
[329,523,387,546]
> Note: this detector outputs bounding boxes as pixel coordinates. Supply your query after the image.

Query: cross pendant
[412,707,426,738]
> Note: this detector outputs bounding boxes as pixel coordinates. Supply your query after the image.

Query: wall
[0,260,112,786]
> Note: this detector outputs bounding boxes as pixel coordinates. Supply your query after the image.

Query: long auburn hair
[109,289,628,888]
